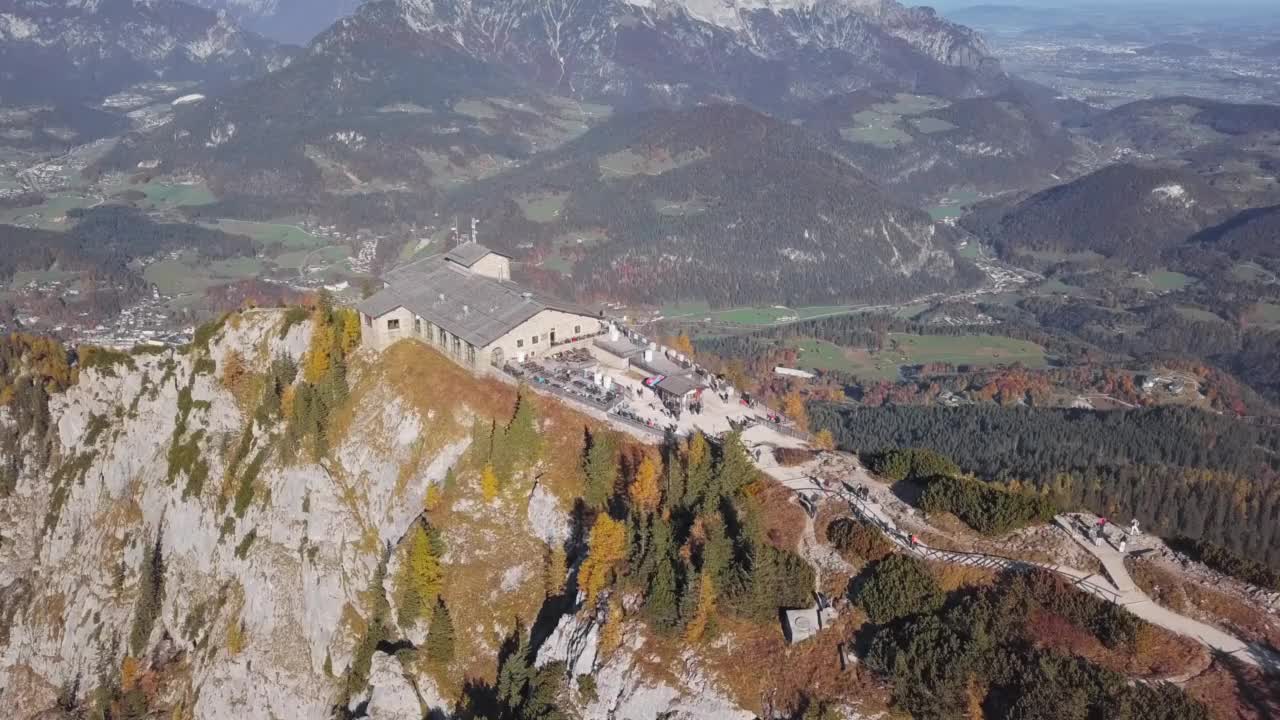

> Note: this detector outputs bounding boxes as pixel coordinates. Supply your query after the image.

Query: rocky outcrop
[0,311,463,718]
[0,309,764,720]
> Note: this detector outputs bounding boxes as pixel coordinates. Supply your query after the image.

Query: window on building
[517,339,524,348]
[363,314,371,327]
[574,325,581,335]
[466,344,476,365]
[414,318,421,334]
[531,335,539,344]
[387,319,400,330]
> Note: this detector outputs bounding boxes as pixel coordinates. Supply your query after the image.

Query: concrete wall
[361,305,604,371]
[470,253,510,281]
[361,306,415,351]
[486,309,605,366]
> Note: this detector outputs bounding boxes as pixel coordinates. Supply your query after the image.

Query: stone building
[356,243,606,370]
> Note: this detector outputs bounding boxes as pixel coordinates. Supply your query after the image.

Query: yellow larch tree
[578,515,627,605]
[813,429,835,451]
[599,594,624,657]
[481,463,499,503]
[303,320,335,384]
[682,572,716,644]
[339,308,362,354]
[783,389,809,431]
[628,453,662,515]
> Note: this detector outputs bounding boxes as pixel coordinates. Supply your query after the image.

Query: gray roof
[445,242,508,268]
[358,254,597,348]
[656,373,703,397]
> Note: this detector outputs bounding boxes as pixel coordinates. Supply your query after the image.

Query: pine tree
[128,532,165,657]
[664,436,686,512]
[578,515,627,605]
[628,453,662,516]
[645,554,680,631]
[506,390,542,469]
[701,514,734,591]
[425,599,455,664]
[684,433,713,510]
[496,622,533,710]
[481,463,499,503]
[396,523,443,626]
[714,431,755,503]
[583,430,618,509]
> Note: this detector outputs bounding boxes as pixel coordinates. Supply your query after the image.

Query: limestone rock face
[0,312,465,719]
[365,652,423,720]
[0,309,757,720]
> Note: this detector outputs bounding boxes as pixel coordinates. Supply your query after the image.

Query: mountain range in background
[0,0,293,103]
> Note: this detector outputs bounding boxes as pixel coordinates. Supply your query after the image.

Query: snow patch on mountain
[0,13,40,40]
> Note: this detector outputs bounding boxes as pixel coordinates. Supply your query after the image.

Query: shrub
[279,306,309,339]
[1176,538,1280,591]
[1020,570,1139,648]
[234,529,257,559]
[919,474,1056,536]
[869,448,961,484]
[827,517,894,563]
[850,554,943,625]
[78,346,136,377]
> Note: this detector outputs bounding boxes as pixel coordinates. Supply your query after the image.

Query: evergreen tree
[684,433,713,510]
[128,532,165,657]
[664,438,687,512]
[582,430,618,509]
[714,431,755,503]
[496,622,533,710]
[506,390,543,469]
[425,599,455,664]
[701,514,734,593]
[645,554,681,631]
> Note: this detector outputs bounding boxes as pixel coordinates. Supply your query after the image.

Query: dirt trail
[760,451,1280,674]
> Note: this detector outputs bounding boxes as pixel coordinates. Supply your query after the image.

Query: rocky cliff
[0,309,760,719]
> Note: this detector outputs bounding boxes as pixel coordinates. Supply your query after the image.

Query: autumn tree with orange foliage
[578,515,627,605]
[783,390,809,431]
[628,453,662,515]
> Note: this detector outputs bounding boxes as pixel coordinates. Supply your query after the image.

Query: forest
[851,555,1208,720]
[809,403,1280,569]
[0,206,254,286]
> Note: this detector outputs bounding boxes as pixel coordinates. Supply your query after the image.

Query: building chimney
[609,324,619,342]
[644,348,653,363]
[604,376,613,390]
